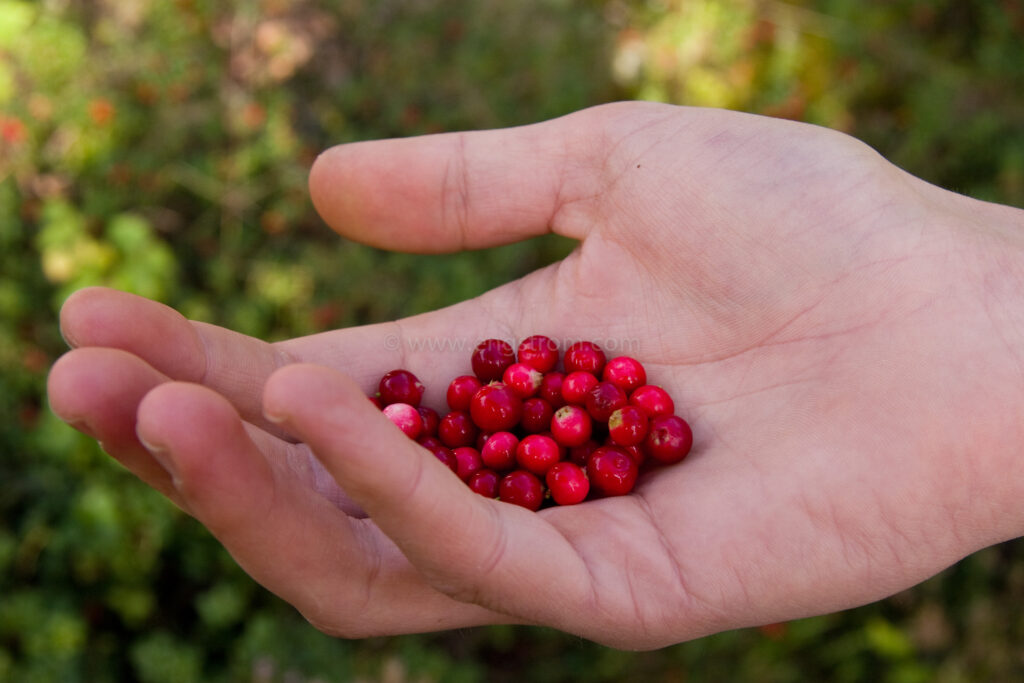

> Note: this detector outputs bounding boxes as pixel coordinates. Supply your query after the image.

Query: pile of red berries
[371,336,692,511]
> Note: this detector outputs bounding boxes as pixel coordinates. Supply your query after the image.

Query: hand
[47,102,1024,649]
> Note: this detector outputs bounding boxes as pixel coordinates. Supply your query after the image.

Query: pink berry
[471,339,516,382]
[629,385,675,418]
[447,375,483,412]
[502,362,544,398]
[643,415,693,464]
[602,357,647,394]
[378,369,425,407]
[498,470,544,511]
[564,341,606,375]
[520,397,554,433]
[587,446,639,497]
[539,372,567,409]
[550,404,593,448]
[515,434,561,476]
[453,446,483,482]
[517,335,559,373]
[546,462,590,505]
[562,371,599,405]
[382,402,423,439]
[607,405,649,447]
[469,383,523,432]
[468,469,500,498]
[585,381,628,422]
[438,410,478,448]
[480,431,519,471]
[417,406,440,438]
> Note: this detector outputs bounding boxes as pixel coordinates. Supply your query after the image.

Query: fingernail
[66,418,98,440]
[138,434,179,480]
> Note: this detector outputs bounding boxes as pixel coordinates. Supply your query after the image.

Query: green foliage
[1,0,1022,681]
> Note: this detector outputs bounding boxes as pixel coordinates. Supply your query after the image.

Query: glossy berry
[447,375,483,412]
[502,362,544,398]
[470,383,523,432]
[498,470,544,511]
[617,443,646,467]
[471,339,516,382]
[480,431,519,470]
[515,434,561,476]
[546,462,590,505]
[417,406,440,438]
[520,397,554,433]
[378,369,425,407]
[568,439,599,467]
[643,415,693,464]
[587,446,639,497]
[607,405,649,446]
[585,381,628,422]
[517,335,559,373]
[564,341,607,375]
[468,469,500,498]
[438,410,478,448]
[550,404,593,448]
[421,441,458,473]
[539,372,567,409]
[602,356,647,394]
[453,446,483,482]
[629,384,675,418]
[382,402,422,439]
[562,371,599,405]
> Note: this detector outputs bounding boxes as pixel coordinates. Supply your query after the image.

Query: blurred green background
[2,0,1023,680]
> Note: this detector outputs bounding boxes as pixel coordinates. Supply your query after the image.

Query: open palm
[48,102,1024,649]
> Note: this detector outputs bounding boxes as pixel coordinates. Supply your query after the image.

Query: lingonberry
[617,443,646,467]
[417,406,440,438]
[471,339,516,382]
[587,446,639,497]
[378,369,425,407]
[585,381,628,422]
[564,341,607,375]
[539,371,567,409]
[453,446,483,482]
[562,371,599,405]
[517,334,559,373]
[446,375,483,412]
[629,384,675,418]
[546,462,590,505]
[470,382,523,432]
[568,439,599,467]
[498,470,544,511]
[550,404,593,448]
[520,397,554,433]
[642,415,693,464]
[421,441,458,473]
[480,431,519,470]
[382,402,422,440]
[368,394,384,410]
[607,405,649,447]
[468,469,500,498]
[438,410,478,448]
[515,434,561,476]
[602,356,647,394]
[502,362,544,398]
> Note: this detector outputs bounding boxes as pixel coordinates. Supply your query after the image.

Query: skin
[47,102,1024,649]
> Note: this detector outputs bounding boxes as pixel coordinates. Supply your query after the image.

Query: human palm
[48,102,1024,649]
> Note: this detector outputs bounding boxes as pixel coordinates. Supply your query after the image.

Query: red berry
[643,415,693,464]
[546,462,590,505]
[480,431,519,471]
[517,335,559,373]
[502,362,544,398]
[607,405,649,446]
[469,383,523,432]
[629,385,675,418]
[438,411,478,448]
[369,395,384,410]
[453,446,483,482]
[447,375,483,412]
[383,402,423,439]
[562,371,599,405]
[585,381,628,422]
[378,369,425,407]
[564,341,606,375]
[550,404,593,448]
[587,446,639,497]
[471,339,516,382]
[421,441,458,473]
[539,371,567,409]
[515,434,561,476]
[498,470,544,511]
[568,439,599,467]
[602,357,647,394]
[617,443,646,467]
[417,406,440,438]
[520,397,554,433]
[468,469,500,498]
